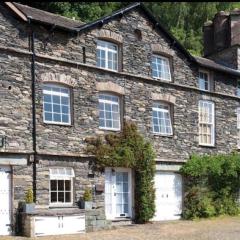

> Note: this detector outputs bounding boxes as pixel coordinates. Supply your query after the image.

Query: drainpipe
[28,17,37,202]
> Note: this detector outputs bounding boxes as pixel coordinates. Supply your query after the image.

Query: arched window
[98,93,120,130]
[43,84,71,125]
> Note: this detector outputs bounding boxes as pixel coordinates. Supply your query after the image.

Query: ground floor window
[49,168,74,205]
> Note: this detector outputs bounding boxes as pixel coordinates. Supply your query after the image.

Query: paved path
[1,216,240,240]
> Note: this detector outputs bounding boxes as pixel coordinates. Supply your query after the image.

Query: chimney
[203,21,214,56]
[213,11,229,51]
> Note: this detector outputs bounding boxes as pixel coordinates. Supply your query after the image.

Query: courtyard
[1,216,240,240]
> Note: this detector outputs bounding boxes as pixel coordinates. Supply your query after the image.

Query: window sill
[199,144,215,148]
[99,127,121,132]
[98,66,118,73]
[43,121,72,127]
[152,76,172,82]
[49,204,74,208]
[152,133,173,138]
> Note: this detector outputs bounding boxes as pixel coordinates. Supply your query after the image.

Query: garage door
[153,172,182,221]
[0,166,11,236]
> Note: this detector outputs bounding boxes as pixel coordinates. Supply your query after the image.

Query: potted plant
[23,188,35,213]
[82,188,93,210]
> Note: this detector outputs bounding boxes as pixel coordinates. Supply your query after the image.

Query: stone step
[111,218,133,227]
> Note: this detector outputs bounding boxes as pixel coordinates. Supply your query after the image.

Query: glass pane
[106,111,112,119]
[58,192,64,202]
[62,105,69,114]
[44,94,51,103]
[53,104,60,113]
[122,173,128,182]
[123,183,128,192]
[113,120,120,129]
[61,96,69,105]
[124,204,128,213]
[106,120,112,128]
[123,193,128,203]
[65,180,71,191]
[44,103,52,112]
[51,192,57,203]
[62,114,69,123]
[53,113,61,122]
[116,173,122,182]
[45,112,52,122]
[116,193,122,204]
[58,180,64,191]
[99,110,104,119]
[51,180,57,191]
[105,104,111,111]
[65,192,71,202]
[53,95,60,104]
[99,119,105,127]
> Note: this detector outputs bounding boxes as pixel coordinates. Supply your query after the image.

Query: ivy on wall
[180,153,240,219]
[86,121,156,223]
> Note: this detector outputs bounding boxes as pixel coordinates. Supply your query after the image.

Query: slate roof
[5,2,240,77]
[12,2,84,31]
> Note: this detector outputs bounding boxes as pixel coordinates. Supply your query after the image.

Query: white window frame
[49,168,74,206]
[199,100,215,146]
[237,80,240,97]
[198,70,210,91]
[152,102,173,136]
[97,40,118,71]
[151,54,172,81]
[99,93,121,131]
[237,108,240,149]
[43,84,71,125]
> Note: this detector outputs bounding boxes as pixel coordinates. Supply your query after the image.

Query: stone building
[0,2,240,237]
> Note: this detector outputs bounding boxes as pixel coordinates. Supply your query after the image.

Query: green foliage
[180,153,240,219]
[83,188,92,201]
[86,121,156,223]
[25,188,34,204]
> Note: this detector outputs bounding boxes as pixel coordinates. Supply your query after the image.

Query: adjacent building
[0,2,240,236]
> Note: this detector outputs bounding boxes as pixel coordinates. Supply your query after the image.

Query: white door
[153,172,182,221]
[105,168,132,220]
[0,166,12,236]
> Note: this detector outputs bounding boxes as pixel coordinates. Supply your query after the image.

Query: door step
[111,218,133,226]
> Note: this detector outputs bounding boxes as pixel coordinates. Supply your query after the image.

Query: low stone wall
[85,209,112,232]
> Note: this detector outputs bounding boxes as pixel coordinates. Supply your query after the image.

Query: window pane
[44,103,52,112]
[65,180,71,191]
[51,192,57,203]
[45,112,52,122]
[53,104,60,113]
[53,113,61,122]
[53,95,60,104]
[44,95,51,103]
[65,192,71,203]
[58,192,64,202]
[51,180,57,191]
[62,114,69,123]
[58,180,64,191]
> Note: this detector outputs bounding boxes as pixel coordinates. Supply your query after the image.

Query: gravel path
[1,216,240,240]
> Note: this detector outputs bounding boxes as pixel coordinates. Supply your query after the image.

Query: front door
[0,166,12,236]
[153,172,182,221]
[105,168,132,220]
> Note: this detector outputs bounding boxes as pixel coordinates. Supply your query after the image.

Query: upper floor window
[97,40,118,71]
[237,108,240,149]
[198,71,210,91]
[237,80,240,97]
[99,93,120,131]
[43,84,71,125]
[151,55,171,81]
[152,102,173,135]
[199,100,215,146]
[49,168,74,205]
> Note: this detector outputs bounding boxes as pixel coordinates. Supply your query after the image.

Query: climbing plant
[86,121,156,223]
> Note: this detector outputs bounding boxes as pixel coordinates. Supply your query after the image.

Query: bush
[180,152,240,219]
[25,188,34,204]
[83,188,92,201]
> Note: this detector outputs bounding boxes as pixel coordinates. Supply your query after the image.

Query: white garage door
[153,172,182,221]
[0,166,11,236]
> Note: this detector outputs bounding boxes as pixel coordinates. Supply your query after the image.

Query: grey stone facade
[1,2,240,235]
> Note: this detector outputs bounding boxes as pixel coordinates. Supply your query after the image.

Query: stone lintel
[151,93,176,104]
[156,164,182,172]
[98,29,123,43]
[151,44,174,56]
[96,81,125,95]
[40,73,77,87]
[0,155,27,165]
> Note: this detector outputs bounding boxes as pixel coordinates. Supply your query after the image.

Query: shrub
[83,188,92,201]
[180,152,240,219]
[25,188,34,204]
